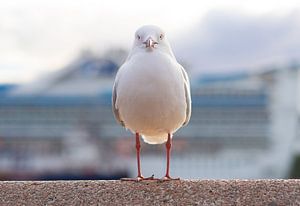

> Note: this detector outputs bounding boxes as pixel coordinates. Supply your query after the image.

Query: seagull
[112,25,191,181]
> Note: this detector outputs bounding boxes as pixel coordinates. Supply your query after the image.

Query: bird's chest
[119,56,182,103]
[117,55,184,117]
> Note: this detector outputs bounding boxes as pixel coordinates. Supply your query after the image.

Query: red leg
[160,133,180,181]
[121,133,156,181]
[136,132,142,178]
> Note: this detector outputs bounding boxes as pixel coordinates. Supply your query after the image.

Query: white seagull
[112,25,191,181]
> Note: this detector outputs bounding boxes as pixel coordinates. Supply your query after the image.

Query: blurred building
[0,52,299,179]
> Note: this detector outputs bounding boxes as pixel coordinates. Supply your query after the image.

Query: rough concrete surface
[0,180,300,206]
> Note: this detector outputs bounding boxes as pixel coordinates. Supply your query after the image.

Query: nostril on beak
[143,38,157,48]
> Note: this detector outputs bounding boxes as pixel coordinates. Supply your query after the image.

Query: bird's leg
[160,133,180,181]
[121,133,156,181]
[136,132,143,179]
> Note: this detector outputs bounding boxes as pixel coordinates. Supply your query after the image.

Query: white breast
[116,51,186,144]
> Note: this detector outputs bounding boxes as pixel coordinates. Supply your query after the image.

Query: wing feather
[179,66,192,126]
[112,80,125,127]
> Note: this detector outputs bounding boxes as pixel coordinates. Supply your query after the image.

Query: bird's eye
[160,34,164,40]
[137,35,141,40]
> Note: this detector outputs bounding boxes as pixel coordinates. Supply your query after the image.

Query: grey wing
[112,80,125,127]
[180,66,192,126]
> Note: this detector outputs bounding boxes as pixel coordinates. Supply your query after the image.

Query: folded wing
[180,66,192,126]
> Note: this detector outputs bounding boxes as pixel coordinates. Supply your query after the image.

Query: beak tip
[145,38,155,48]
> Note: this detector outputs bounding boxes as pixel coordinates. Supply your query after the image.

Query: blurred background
[1,0,300,180]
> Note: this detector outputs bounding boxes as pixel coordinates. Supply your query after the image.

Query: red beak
[144,38,157,48]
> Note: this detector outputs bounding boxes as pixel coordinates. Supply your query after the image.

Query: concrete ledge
[0,180,300,205]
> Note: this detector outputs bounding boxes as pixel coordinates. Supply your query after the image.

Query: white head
[127,25,175,60]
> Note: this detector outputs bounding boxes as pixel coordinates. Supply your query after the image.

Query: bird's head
[128,25,175,59]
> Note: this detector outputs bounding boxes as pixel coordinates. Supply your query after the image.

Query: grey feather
[112,81,125,127]
[180,66,192,126]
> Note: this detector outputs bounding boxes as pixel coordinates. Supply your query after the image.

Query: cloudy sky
[1,0,300,83]
[176,10,300,74]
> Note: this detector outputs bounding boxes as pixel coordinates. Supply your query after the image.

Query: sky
[1,0,300,83]
[176,10,300,74]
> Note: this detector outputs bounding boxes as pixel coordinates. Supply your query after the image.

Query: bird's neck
[127,47,176,62]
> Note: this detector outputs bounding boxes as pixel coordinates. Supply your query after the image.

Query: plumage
[112,80,124,127]
[180,66,192,126]
[112,25,191,144]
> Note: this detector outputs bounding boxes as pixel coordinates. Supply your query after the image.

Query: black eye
[160,34,164,40]
[137,35,141,40]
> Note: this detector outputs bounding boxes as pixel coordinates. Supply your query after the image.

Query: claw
[159,176,180,182]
